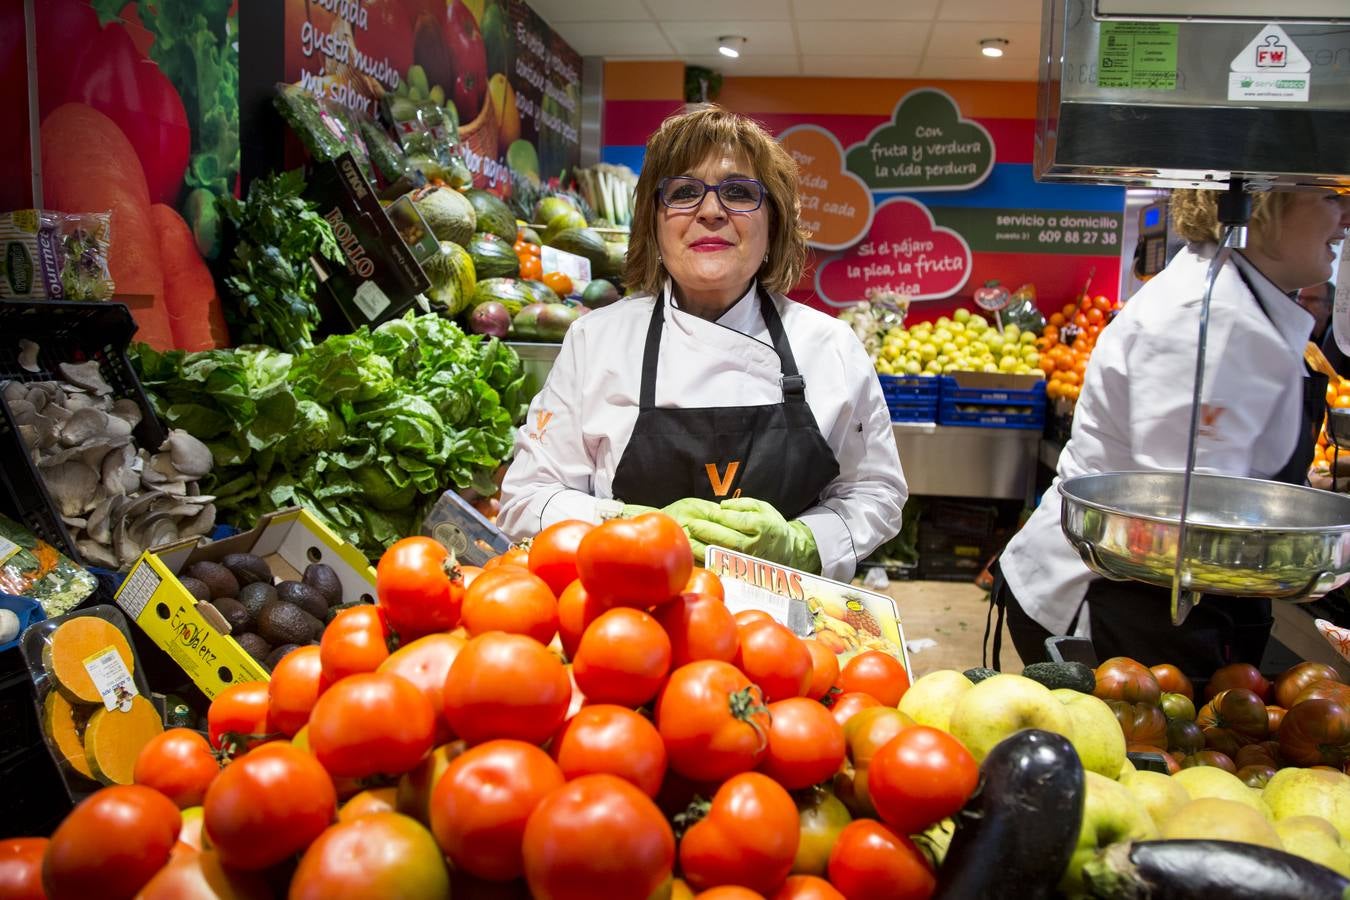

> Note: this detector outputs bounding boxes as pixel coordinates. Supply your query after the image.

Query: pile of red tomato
[0,512,981,900]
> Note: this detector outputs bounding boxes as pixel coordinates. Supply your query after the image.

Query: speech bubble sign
[814,197,973,306]
[845,89,995,192]
[779,125,875,251]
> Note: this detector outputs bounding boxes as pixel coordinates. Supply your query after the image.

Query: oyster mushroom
[59,407,110,447]
[87,495,118,545]
[59,361,112,396]
[3,381,26,404]
[101,444,138,496]
[76,539,119,569]
[6,398,35,424]
[109,399,142,430]
[164,430,213,479]
[17,339,39,373]
[43,461,100,517]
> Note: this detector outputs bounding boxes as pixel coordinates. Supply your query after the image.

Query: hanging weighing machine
[1033,2,1350,654]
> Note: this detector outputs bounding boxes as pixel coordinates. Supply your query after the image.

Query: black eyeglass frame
[656,176,767,212]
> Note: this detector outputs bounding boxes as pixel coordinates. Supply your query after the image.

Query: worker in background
[1298,281,1349,377]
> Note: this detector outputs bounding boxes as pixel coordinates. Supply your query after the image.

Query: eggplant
[1083,840,1350,899]
[934,729,1085,900]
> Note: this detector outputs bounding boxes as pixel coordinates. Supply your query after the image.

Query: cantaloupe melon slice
[41,690,95,780]
[85,695,163,785]
[42,617,135,704]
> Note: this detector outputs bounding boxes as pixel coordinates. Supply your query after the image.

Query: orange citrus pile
[1039,293,1121,402]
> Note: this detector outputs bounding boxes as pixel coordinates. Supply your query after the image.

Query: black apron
[609,287,840,518]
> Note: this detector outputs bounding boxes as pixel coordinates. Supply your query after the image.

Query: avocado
[178,575,212,605]
[235,632,272,664]
[963,667,1001,684]
[257,601,324,646]
[238,582,278,626]
[184,561,239,600]
[1022,661,1097,694]
[277,581,329,621]
[303,563,344,607]
[212,597,252,634]
[222,553,273,587]
[265,643,301,670]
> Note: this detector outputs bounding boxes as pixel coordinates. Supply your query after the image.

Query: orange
[1334,394,1350,409]
[1050,312,1066,327]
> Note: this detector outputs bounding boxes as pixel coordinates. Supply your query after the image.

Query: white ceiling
[526,0,1043,80]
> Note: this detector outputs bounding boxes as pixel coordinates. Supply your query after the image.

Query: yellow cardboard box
[113,507,376,698]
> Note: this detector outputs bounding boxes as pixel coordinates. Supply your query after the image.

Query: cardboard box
[113,508,376,698]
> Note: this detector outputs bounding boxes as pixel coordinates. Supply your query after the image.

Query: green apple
[1118,756,1136,780]
[1020,330,1037,345]
[933,328,953,344]
[1061,771,1158,895]
[1172,765,1266,814]
[953,308,971,324]
[1051,689,1127,778]
[949,674,1074,762]
[898,670,974,733]
[1163,797,1283,849]
[1274,815,1350,877]
[1263,767,1350,842]
[1004,324,1022,339]
[1120,769,1190,829]
[936,316,951,328]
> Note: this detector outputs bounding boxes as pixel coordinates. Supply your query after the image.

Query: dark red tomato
[573,608,672,707]
[378,632,467,745]
[134,849,272,900]
[291,811,449,899]
[802,640,840,702]
[827,820,935,900]
[376,536,465,639]
[203,743,336,871]
[522,774,675,900]
[550,705,667,797]
[267,644,325,737]
[838,652,910,708]
[1205,663,1272,703]
[461,567,560,645]
[308,672,436,779]
[321,605,393,683]
[866,726,978,835]
[133,728,220,809]
[1094,657,1162,705]
[735,620,813,702]
[735,609,774,629]
[529,519,594,597]
[759,698,846,791]
[772,875,846,900]
[680,772,799,894]
[1274,662,1343,709]
[577,513,692,609]
[442,633,572,745]
[829,692,882,729]
[207,681,271,755]
[557,579,604,660]
[430,740,564,881]
[656,660,771,782]
[653,592,740,668]
[43,785,180,900]
[685,567,726,602]
[1278,698,1350,767]
[0,837,47,900]
[1150,663,1195,701]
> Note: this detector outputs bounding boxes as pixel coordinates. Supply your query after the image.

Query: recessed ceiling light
[719,36,747,58]
[980,38,1009,58]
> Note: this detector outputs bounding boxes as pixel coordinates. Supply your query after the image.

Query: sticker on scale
[1228,24,1311,103]
[1335,239,1350,358]
[83,645,139,711]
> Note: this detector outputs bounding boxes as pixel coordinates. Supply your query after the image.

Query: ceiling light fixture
[980,38,1009,58]
[719,35,747,59]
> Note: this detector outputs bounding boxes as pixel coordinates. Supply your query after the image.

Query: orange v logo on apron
[704,461,741,497]
[536,410,553,431]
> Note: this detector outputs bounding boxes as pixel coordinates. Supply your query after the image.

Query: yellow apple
[1051,689,1126,778]
[1263,767,1350,842]
[949,674,1074,762]
[898,670,974,733]
[1172,766,1266,814]
[1061,771,1158,895]
[1120,769,1190,829]
[1163,798,1283,849]
[1274,816,1350,877]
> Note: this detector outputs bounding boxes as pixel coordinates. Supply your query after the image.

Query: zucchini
[935,729,1085,900]
[1023,661,1097,694]
[1083,840,1350,899]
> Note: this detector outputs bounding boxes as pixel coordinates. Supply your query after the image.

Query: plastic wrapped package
[0,515,98,619]
[0,209,114,301]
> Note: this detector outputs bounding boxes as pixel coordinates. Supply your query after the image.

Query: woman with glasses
[498,106,906,580]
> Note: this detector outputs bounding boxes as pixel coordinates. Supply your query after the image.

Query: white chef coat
[498,280,908,581]
[1000,243,1315,637]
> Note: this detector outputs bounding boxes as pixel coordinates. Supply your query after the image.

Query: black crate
[0,743,71,838]
[918,528,1001,559]
[0,300,166,565]
[920,499,999,538]
[916,551,990,581]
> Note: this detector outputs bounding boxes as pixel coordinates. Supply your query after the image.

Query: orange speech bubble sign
[779,125,875,251]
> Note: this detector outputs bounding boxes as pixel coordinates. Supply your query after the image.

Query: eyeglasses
[657,176,765,212]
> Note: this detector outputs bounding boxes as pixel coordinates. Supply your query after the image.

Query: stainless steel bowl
[1330,409,1350,449]
[1060,471,1350,601]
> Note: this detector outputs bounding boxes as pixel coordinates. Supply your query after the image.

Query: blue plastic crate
[938,398,1046,429]
[878,373,940,397]
[0,595,45,654]
[887,398,938,423]
[938,375,1046,405]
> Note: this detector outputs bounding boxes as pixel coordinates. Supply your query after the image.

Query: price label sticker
[83,645,139,712]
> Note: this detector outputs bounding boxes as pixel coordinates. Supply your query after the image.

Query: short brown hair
[1170,188,1296,245]
[624,105,808,297]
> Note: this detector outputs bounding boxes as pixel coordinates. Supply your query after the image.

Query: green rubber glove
[659,497,723,565]
[620,504,658,518]
[684,497,822,573]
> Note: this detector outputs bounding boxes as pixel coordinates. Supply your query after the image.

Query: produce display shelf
[936,376,1046,430]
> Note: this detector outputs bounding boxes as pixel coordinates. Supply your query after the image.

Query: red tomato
[838,652,910,708]
[459,565,485,588]
[685,567,726,602]
[134,728,220,809]
[557,579,604,660]
[291,812,449,899]
[1150,663,1196,701]
[376,536,465,639]
[759,698,846,790]
[827,820,935,900]
[134,849,272,900]
[735,620,813,702]
[43,785,180,899]
[577,512,692,609]
[867,726,978,835]
[802,640,840,702]
[550,705,667,797]
[1206,662,1273,703]
[207,681,271,754]
[443,633,572,745]
[529,519,594,597]
[0,837,47,900]
[656,661,772,782]
[697,889,765,900]
[484,547,530,570]
[522,774,675,900]
[772,875,846,900]
[308,672,436,779]
[654,592,740,667]
[735,609,774,628]
[203,743,336,871]
[461,567,560,645]
[1094,657,1162,705]
[267,644,324,737]
[573,608,672,707]
[829,692,882,729]
[680,772,799,894]
[378,632,467,745]
[430,740,564,881]
[321,605,393,682]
